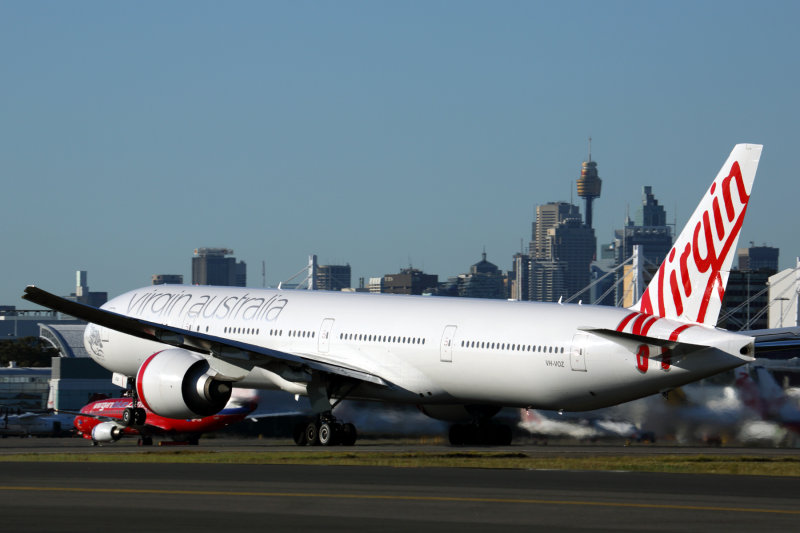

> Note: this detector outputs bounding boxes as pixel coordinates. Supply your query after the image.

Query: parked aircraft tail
[631,144,763,326]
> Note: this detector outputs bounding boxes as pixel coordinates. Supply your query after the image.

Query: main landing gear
[120,379,147,428]
[293,412,357,446]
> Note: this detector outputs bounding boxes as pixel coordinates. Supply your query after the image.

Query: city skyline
[3,2,799,305]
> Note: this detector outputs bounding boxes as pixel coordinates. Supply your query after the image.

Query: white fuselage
[85,285,752,412]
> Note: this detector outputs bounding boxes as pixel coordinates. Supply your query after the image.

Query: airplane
[0,407,74,438]
[22,143,763,446]
[65,393,257,445]
[736,364,800,440]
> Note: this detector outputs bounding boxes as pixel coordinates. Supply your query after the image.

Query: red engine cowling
[136,349,232,419]
[91,422,123,443]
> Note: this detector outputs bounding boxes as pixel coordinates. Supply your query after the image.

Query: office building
[768,263,800,329]
[529,202,596,302]
[152,274,184,285]
[456,251,505,299]
[718,245,778,330]
[382,268,438,295]
[738,245,779,272]
[718,270,772,330]
[510,253,531,301]
[613,187,673,268]
[315,264,351,291]
[192,248,246,287]
[70,271,107,307]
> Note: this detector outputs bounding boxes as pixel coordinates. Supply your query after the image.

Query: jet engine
[91,422,123,443]
[135,349,232,419]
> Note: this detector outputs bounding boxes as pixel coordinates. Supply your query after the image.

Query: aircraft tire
[304,422,319,446]
[318,422,336,446]
[133,408,146,426]
[121,408,134,427]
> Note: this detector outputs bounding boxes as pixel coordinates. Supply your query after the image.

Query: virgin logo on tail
[634,144,762,326]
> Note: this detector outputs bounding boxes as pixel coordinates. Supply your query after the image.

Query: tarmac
[1,437,799,532]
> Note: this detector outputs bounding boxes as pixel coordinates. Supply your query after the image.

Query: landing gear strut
[293,412,357,446]
[121,379,147,427]
[294,376,359,446]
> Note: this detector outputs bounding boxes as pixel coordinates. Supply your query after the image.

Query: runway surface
[1,439,799,531]
[2,460,799,532]
[2,435,800,456]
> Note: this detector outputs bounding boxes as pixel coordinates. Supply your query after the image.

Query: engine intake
[136,349,232,419]
[91,422,123,443]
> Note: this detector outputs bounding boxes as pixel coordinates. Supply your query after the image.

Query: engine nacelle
[91,422,123,443]
[417,404,502,423]
[136,349,232,419]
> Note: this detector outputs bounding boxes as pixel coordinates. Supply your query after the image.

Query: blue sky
[3,1,799,304]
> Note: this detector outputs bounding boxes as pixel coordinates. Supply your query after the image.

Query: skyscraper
[315,264,352,291]
[718,244,779,330]
[737,245,779,272]
[71,270,107,307]
[614,186,673,268]
[191,248,246,287]
[529,202,596,302]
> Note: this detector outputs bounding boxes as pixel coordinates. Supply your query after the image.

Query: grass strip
[1,451,799,476]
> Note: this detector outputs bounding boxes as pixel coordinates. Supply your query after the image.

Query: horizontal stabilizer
[580,326,706,353]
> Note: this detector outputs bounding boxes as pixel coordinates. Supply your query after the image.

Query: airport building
[0,308,84,340]
[191,248,246,286]
[767,262,800,329]
[49,357,121,411]
[0,363,51,411]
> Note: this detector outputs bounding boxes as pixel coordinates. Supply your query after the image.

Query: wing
[23,286,395,388]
